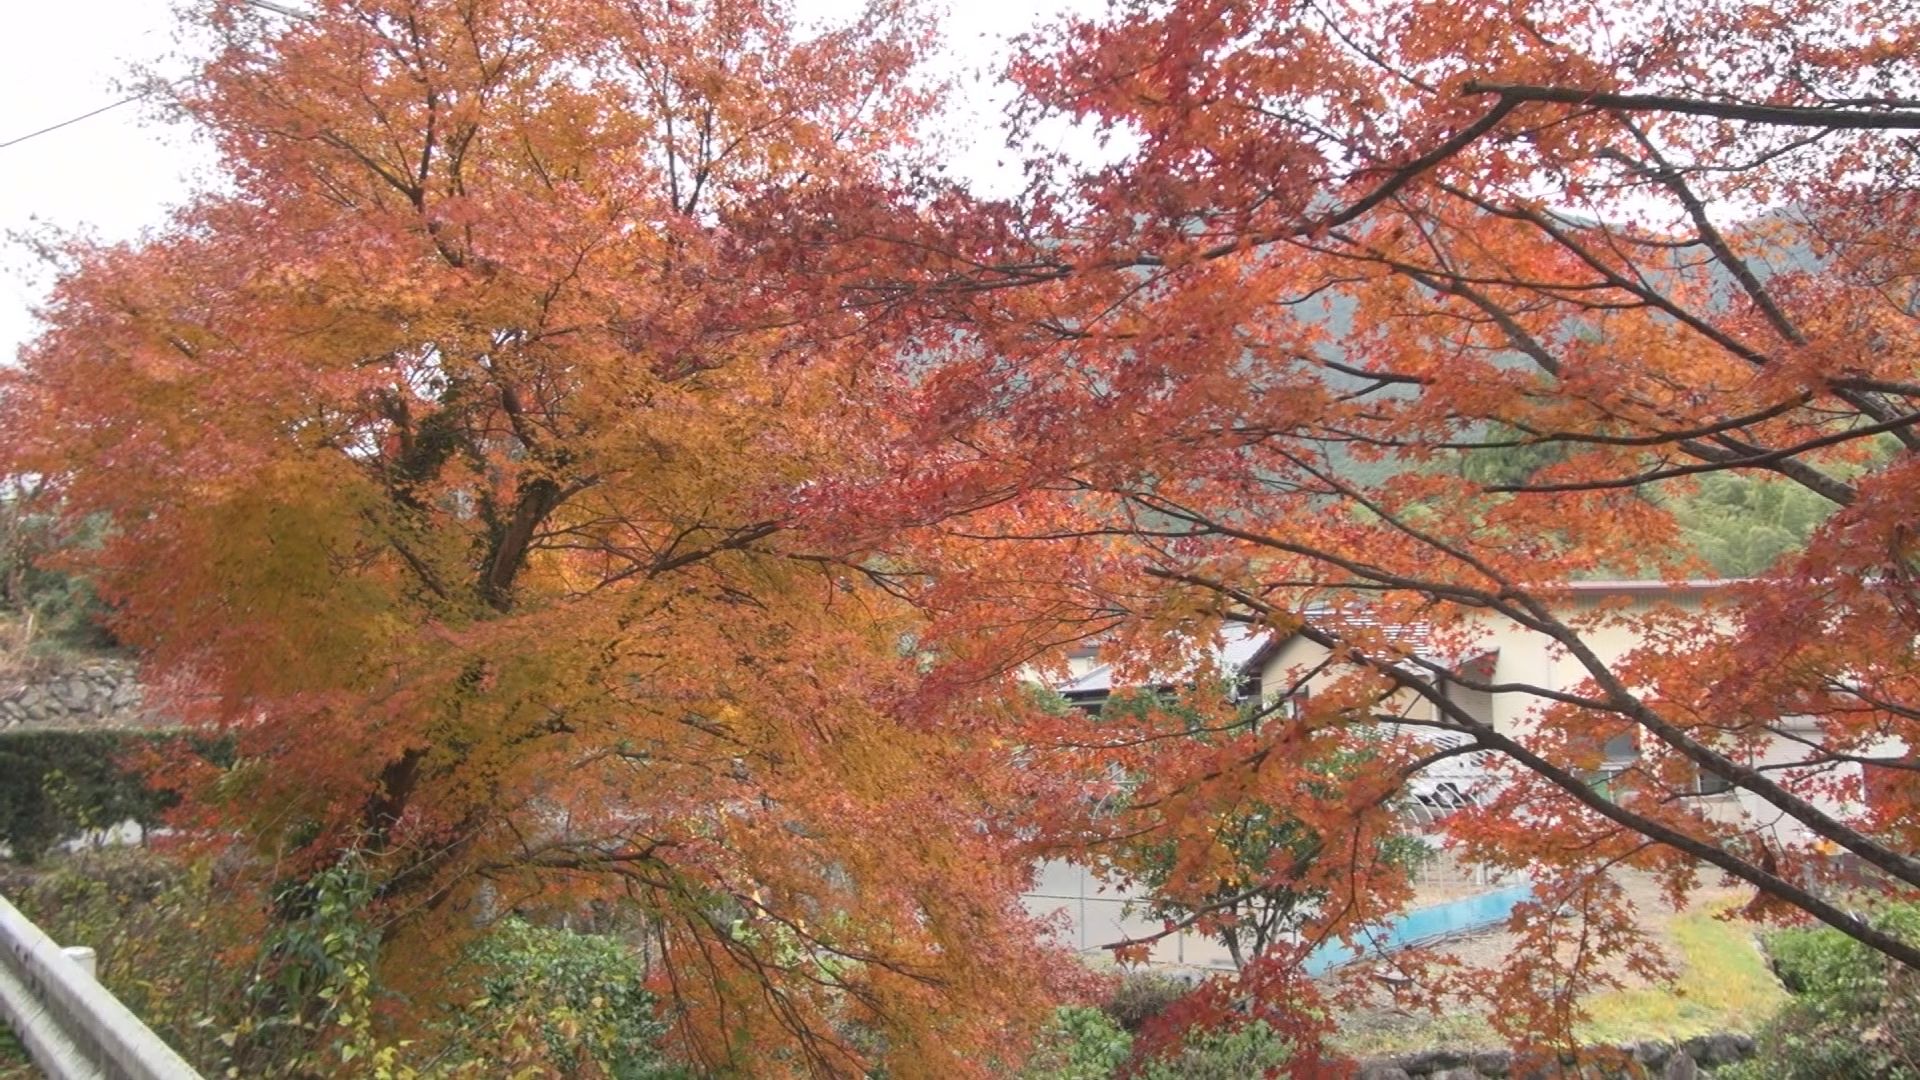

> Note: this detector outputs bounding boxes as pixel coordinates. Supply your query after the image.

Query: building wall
[1249,583,1903,839]
[1027,584,1902,964]
[1251,584,1728,739]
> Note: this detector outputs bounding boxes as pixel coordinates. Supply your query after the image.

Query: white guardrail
[0,892,202,1080]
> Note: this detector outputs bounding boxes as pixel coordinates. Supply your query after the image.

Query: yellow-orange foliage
[2,1,1074,1074]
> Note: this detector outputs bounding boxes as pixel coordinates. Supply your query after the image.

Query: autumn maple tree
[1,1,1082,1074]
[12,0,1920,1067]
[844,0,1920,1045]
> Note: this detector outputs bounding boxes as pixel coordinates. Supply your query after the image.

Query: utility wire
[0,0,311,151]
[0,91,154,151]
[245,0,313,17]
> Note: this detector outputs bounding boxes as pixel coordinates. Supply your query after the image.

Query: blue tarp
[1302,882,1534,976]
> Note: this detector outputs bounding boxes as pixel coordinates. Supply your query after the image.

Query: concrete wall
[1022,859,1237,968]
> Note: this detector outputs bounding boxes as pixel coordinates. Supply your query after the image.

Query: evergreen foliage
[0,730,223,860]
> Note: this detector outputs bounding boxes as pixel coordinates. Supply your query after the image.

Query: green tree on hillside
[1459,437,1835,578]
[1667,473,1835,578]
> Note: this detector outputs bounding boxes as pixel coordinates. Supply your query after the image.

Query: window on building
[1233,674,1262,705]
[1273,686,1308,724]
[1691,765,1735,796]
[1600,728,1638,764]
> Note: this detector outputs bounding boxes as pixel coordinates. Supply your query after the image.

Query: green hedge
[1718,903,1920,1080]
[0,729,228,861]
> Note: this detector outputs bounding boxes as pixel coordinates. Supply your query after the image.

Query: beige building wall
[1251,582,1901,837]
[1252,582,1728,739]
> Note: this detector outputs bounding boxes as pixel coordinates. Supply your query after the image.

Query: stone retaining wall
[1358,1032,1756,1079]
[0,659,146,730]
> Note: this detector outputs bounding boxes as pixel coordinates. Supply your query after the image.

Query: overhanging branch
[1461,83,1920,130]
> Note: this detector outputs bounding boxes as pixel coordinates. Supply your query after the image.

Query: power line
[0,91,154,151]
[245,0,313,17]
[1,0,314,151]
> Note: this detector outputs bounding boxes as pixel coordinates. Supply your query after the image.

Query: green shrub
[1020,1000,1291,1080]
[1719,903,1920,1080]
[2,849,692,1078]
[1134,1019,1292,1080]
[1022,1006,1133,1080]
[0,1028,28,1078]
[440,917,688,1079]
[0,731,168,860]
[4,851,413,1076]
[1766,903,1920,1000]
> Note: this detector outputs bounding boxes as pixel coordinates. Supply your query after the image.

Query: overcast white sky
[0,0,1103,362]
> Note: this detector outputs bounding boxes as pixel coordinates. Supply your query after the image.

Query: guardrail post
[60,948,98,980]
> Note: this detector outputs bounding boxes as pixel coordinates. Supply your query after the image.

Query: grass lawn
[1334,902,1787,1055]
[1575,907,1786,1044]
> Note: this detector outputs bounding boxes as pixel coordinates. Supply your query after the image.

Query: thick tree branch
[1461,83,1920,130]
